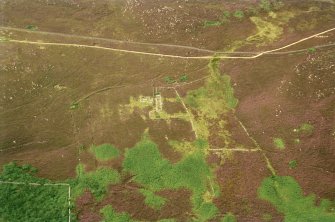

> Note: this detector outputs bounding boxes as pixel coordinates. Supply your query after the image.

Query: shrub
[179,74,188,82]
[164,76,176,84]
[70,102,79,110]
[233,10,245,19]
[25,25,37,30]
[308,47,316,53]
[273,138,285,150]
[299,123,314,134]
[204,20,222,27]
[289,160,298,169]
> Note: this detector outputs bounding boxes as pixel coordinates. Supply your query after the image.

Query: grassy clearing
[186,58,238,120]
[100,205,134,222]
[123,136,219,221]
[120,96,153,115]
[247,17,283,43]
[128,96,153,110]
[168,139,207,156]
[258,176,335,221]
[90,144,120,161]
[140,189,166,210]
[0,163,71,222]
[185,58,238,142]
[273,138,285,150]
[73,164,120,200]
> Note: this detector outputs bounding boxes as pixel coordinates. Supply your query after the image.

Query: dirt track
[2,26,335,59]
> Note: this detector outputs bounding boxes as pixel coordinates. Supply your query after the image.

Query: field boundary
[0,180,71,222]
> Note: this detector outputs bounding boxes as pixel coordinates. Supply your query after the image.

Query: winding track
[1,26,335,59]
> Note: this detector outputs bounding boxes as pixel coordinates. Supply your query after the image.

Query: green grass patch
[100,205,134,222]
[0,163,71,222]
[299,123,314,134]
[123,137,218,220]
[140,189,166,210]
[288,160,298,169]
[221,212,237,222]
[164,76,176,84]
[308,47,317,53]
[233,10,245,19]
[123,138,211,191]
[258,175,335,221]
[74,164,120,200]
[204,20,222,27]
[273,138,285,150]
[220,11,231,23]
[25,25,38,31]
[179,74,188,82]
[90,144,120,161]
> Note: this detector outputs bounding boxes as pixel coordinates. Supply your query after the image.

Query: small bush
[233,10,245,19]
[70,102,79,110]
[289,160,298,169]
[223,11,231,18]
[25,25,37,30]
[308,47,316,53]
[179,74,188,82]
[273,138,285,150]
[164,76,176,84]
[204,20,222,27]
[299,123,314,134]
